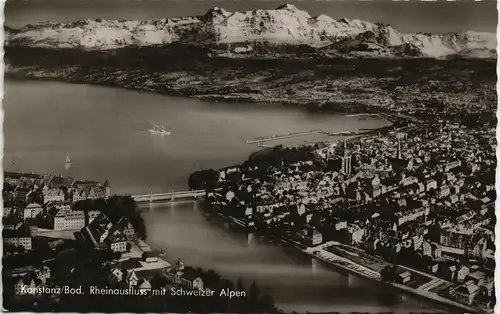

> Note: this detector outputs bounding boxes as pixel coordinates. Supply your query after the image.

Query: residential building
[34,266,51,284]
[89,211,100,224]
[467,271,486,287]
[20,173,42,186]
[454,280,480,305]
[303,228,323,246]
[480,278,494,297]
[180,268,204,290]
[475,293,494,309]
[3,225,33,251]
[71,189,88,203]
[437,186,451,199]
[396,207,427,226]
[23,203,43,220]
[13,273,42,296]
[14,187,32,202]
[425,179,437,191]
[126,270,139,287]
[79,213,114,248]
[42,187,65,203]
[4,172,22,187]
[109,233,128,253]
[53,210,86,230]
[457,265,470,282]
[114,217,136,240]
[397,271,411,284]
[3,207,15,217]
[79,212,132,252]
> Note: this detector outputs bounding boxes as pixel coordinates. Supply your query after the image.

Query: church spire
[397,139,402,160]
[341,139,351,176]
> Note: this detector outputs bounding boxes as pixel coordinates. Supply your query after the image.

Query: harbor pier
[246,130,321,144]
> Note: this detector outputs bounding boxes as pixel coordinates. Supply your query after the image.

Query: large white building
[53,210,86,230]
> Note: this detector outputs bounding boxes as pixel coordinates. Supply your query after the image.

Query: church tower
[397,139,402,160]
[176,258,185,270]
[341,140,352,176]
[103,180,111,199]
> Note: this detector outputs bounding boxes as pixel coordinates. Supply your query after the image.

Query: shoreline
[4,73,391,116]
[5,75,396,198]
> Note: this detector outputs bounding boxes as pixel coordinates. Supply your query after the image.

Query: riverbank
[205,208,484,313]
[305,243,490,314]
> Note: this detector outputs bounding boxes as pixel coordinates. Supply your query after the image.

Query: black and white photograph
[2,0,497,313]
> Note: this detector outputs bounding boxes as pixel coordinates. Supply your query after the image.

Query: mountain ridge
[5,4,497,58]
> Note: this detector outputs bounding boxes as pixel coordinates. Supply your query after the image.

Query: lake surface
[4,80,389,195]
[4,80,439,313]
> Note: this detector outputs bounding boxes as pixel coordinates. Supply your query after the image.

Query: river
[142,201,441,313]
[4,80,439,313]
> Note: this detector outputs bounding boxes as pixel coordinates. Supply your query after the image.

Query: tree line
[73,195,147,240]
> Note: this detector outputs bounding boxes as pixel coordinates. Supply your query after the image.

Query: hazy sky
[5,0,498,33]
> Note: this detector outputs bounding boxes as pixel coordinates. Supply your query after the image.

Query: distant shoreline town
[6,55,496,124]
[2,172,277,312]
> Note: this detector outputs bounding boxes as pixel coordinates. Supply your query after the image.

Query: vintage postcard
[2,0,497,313]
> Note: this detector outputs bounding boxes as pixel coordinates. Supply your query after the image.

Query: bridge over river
[132,189,206,203]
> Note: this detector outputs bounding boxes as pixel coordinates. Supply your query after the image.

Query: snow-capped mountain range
[5,4,497,58]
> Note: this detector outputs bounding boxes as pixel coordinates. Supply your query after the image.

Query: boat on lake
[149,122,171,135]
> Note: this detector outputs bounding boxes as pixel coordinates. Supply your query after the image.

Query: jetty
[246,130,321,144]
[319,130,361,137]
